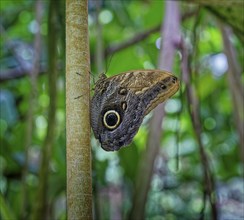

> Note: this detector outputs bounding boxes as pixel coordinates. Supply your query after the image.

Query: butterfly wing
[116,70,180,115]
[91,70,179,151]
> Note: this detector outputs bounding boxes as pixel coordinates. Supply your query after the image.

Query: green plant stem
[32,1,58,219]
[21,1,42,219]
[0,193,16,220]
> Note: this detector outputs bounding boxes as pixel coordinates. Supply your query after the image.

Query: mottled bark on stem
[66,0,92,219]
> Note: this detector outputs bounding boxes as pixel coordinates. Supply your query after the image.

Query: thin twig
[179,37,218,220]
[129,2,181,219]
[21,1,42,219]
[32,1,58,219]
[104,9,198,58]
[220,24,244,163]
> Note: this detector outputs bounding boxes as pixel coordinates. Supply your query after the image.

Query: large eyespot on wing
[103,110,121,130]
[98,92,145,151]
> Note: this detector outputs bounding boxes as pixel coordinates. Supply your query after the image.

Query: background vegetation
[0,0,243,219]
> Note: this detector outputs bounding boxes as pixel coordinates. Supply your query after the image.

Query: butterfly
[91,70,180,151]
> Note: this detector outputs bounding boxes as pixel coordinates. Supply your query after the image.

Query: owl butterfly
[91,70,180,151]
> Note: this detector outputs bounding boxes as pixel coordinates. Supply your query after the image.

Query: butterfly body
[91,70,180,151]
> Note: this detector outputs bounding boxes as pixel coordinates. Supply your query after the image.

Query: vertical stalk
[32,1,58,219]
[220,25,244,163]
[129,1,181,219]
[21,0,42,219]
[93,1,103,219]
[181,26,218,220]
[66,0,92,219]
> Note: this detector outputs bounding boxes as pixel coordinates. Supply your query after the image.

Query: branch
[66,0,92,219]
[105,9,198,58]
[0,10,197,83]
[32,1,59,219]
[0,193,16,220]
[0,66,46,83]
[129,2,181,219]
[180,36,218,220]
[105,25,160,58]
[220,24,244,163]
[21,0,42,219]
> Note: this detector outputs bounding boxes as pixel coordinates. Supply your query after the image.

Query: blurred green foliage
[0,0,243,220]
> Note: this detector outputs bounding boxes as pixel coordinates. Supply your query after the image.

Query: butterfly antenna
[89,70,96,85]
[105,53,114,75]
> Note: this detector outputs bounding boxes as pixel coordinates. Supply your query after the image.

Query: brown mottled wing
[91,69,180,151]
[109,70,180,115]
